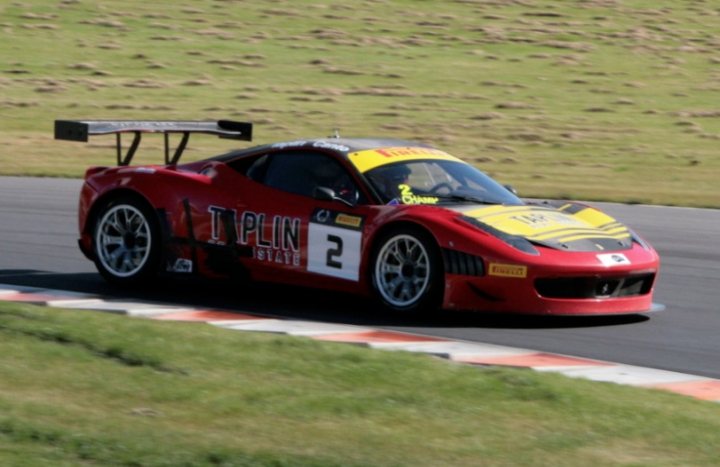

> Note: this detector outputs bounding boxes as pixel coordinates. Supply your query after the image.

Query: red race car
[55,119,661,315]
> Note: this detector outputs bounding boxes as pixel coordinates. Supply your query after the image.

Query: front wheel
[370,227,444,313]
[92,197,160,285]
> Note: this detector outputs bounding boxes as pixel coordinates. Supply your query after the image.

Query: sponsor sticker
[168,258,193,273]
[488,263,527,278]
[375,147,450,159]
[398,184,439,205]
[312,140,350,152]
[335,213,363,228]
[308,223,362,281]
[207,206,301,266]
[268,140,349,152]
[510,211,587,229]
[271,140,307,149]
[312,209,364,231]
[597,253,631,267]
[308,209,364,281]
[348,147,461,173]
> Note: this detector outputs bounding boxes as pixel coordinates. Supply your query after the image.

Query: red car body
[59,120,661,315]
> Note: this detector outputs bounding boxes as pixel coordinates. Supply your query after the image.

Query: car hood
[452,202,633,252]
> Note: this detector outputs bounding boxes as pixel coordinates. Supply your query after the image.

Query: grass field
[1,300,719,466]
[1,0,719,207]
[2,4,717,464]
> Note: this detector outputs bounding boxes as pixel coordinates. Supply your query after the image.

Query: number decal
[308,222,362,281]
[326,234,343,269]
[397,183,439,205]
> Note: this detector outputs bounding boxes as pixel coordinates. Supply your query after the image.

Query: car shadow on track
[0,270,649,330]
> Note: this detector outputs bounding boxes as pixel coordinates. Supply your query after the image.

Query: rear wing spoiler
[54,120,252,166]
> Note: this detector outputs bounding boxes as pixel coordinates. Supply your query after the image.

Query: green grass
[1,0,719,206]
[1,300,720,466]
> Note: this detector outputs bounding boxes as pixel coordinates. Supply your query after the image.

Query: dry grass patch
[1,0,719,206]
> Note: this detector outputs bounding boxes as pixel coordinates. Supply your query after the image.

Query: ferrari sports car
[55,119,661,315]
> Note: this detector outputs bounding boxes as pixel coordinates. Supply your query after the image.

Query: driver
[366,164,411,202]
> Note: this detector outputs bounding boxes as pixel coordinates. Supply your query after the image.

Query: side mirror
[313,186,336,202]
[313,186,356,208]
[504,184,518,196]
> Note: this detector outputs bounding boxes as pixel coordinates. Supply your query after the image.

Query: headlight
[461,216,539,256]
[629,229,651,251]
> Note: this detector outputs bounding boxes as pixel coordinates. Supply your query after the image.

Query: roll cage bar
[54,119,253,166]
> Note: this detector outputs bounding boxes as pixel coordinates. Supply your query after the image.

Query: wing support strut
[55,119,253,166]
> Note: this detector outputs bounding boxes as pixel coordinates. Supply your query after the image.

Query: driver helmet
[368,163,411,200]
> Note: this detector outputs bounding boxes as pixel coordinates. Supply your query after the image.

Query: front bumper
[442,243,661,316]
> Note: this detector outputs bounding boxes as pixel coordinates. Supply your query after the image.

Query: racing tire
[370,226,444,314]
[91,196,161,285]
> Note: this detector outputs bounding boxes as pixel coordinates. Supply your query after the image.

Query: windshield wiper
[432,194,502,205]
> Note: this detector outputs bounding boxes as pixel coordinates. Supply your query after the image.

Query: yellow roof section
[348,147,463,173]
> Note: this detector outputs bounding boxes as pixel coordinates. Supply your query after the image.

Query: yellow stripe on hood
[461,204,631,244]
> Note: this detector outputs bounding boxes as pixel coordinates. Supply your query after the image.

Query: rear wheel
[92,197,160,284]
[370,227,443,313]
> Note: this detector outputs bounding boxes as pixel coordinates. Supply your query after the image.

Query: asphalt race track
[1,176,719,378]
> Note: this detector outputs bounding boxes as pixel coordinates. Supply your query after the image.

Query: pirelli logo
[488,263,528,278]
[335,213,363,228]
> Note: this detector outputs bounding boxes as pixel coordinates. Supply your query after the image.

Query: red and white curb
[2,283,719,403]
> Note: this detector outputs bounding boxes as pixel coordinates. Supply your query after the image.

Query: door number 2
[308,223,361,281]
[326,234,343,269]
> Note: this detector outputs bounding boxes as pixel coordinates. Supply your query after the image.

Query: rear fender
[82,187,157,236]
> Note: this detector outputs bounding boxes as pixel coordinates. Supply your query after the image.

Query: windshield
[365,160,523,206]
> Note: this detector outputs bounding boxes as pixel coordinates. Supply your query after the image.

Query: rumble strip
[2,283,719,403]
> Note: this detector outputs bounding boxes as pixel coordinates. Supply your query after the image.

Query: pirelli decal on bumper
[488,263,528,278]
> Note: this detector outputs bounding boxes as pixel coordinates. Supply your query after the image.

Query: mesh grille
[535,273,655,299]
